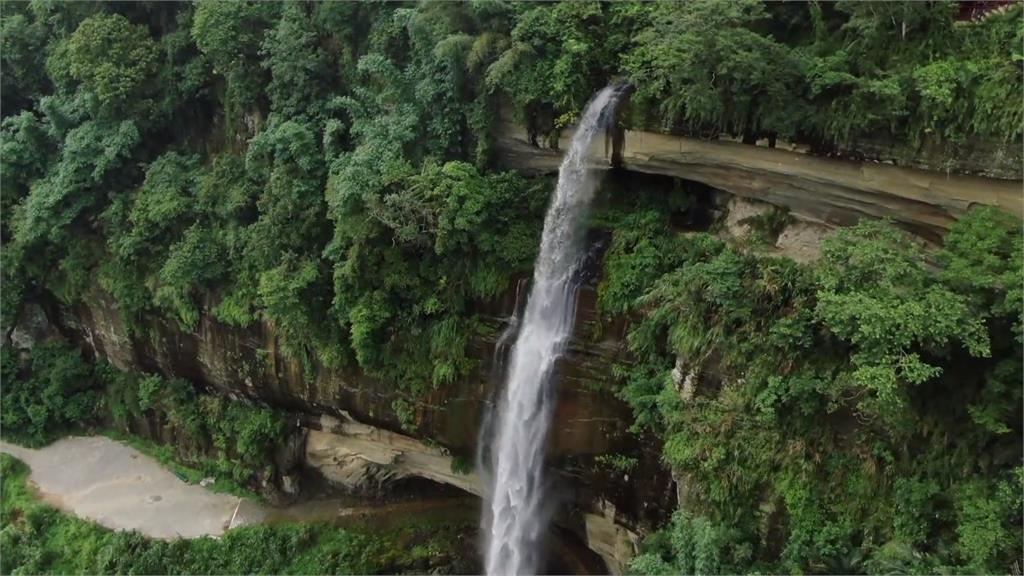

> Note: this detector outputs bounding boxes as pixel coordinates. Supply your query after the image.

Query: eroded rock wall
[55,277,673,572]
[495,120,1023,243]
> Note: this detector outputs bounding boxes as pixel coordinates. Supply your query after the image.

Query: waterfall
[483,86,625,576]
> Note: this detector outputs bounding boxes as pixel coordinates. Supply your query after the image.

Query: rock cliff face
[495,119,1023,243]
[57,272,674,573]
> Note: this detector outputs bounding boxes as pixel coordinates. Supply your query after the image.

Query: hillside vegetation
[1,2,1021,574]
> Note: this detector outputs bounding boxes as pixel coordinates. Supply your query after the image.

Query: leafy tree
[623,0,804,138]
[486,2,613,125]
[0,343,99,445]
[154,224,225,330]
[330,159,545,390]
[62,13,159,116]
[13,119,140,246]
[0,2,51,115]
[952,470,1024,573]
[939,206,1023,340]
[113,151,200,262]
[611,212,1021,574]
[192,0,277,117]
[261,1,329,119]
[0,113,54,239]
[815,220,990,421]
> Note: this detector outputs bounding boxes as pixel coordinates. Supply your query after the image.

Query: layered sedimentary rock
[495,120,1023,242]
[305,413,481,496]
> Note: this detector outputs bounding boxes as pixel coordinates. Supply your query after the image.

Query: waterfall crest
[483,86,625,576]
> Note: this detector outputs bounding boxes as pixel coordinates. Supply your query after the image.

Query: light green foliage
[63,13,158,115]
[392,398,417,432]
[952,469,1024,573]
[629,511,740,575]
[815,220,990,419]
[0,454,478,575]
[609,209,1022,573]
[594,453,639,474]
[939,206,1024,341]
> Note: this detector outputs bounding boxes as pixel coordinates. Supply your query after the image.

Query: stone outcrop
[305,413,481,496]
[719,196,833,263]
[583,499,641,575]
[495,120,1023,243]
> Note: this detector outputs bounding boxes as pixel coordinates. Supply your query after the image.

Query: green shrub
[609,211,1022,573]
[0,453,477,575]
[0,343,99,445]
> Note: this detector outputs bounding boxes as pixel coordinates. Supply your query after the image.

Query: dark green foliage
[13,119,140,246]
[0,454,478,575]
[100,365,287,486]
[624,0,804,137]
[0,113,53,230]
[2,5,1021,573]
[621,0,1022,146]
[487,2,610,120]
[329,160,547,391]
[8,0,1017,402]
[191,0,277,117]
[261,2,329,119]
[0,2,52,115]
[0,344,98,446]
[2,342,287,488]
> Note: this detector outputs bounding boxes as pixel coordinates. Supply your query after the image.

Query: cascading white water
[484,86,625,576]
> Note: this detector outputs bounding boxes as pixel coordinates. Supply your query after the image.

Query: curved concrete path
[0,436,264,539]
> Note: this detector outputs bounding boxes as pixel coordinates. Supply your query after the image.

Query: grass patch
[0,454,479,575]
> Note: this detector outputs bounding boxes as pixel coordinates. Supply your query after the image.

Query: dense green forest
[1,1,1021,575]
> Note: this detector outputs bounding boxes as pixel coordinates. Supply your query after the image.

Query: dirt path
[0,436,477,540]
[0,436,263,539]
[1,436,605,573]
